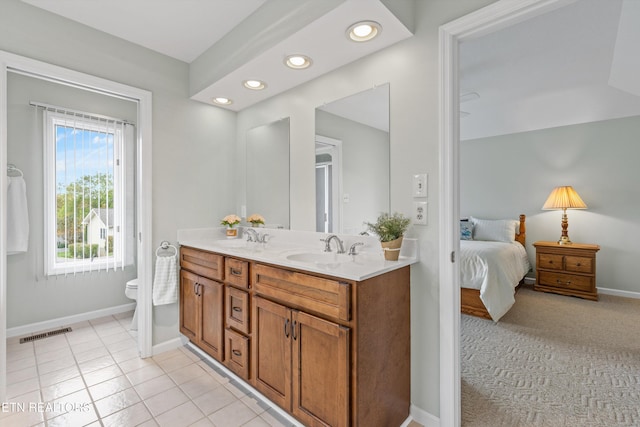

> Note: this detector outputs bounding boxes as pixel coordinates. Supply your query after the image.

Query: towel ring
[156,240,177,257]
[7,164,24,177]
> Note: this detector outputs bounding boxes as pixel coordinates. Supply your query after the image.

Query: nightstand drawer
[565,256,593,274]
[538,271,593,293]
[538,253,564,270]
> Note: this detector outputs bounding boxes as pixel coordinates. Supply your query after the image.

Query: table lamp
[542,186,587,245]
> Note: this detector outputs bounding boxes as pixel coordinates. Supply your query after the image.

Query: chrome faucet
[245,228,260,242]
[348,242,364,256]
[322,235,345,254]
[245,228,270,244]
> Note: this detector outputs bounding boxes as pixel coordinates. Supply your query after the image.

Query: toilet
[125,278,139,331]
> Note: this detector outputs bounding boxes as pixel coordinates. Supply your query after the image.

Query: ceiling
[459,0,640,141]
[21,0,412,113]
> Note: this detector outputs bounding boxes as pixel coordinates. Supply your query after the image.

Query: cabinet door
[253,297,291,410]
[199,276,224,361]
[292,311,350,427]
[179,270,199,341]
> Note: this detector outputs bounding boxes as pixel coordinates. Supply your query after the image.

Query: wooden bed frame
[460,214,526,320]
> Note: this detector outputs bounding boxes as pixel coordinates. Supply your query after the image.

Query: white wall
[6,73,138,327]
[235,0,496,416]
[461,115,640,293]
[1,0,238,345]
[316,110,389,234]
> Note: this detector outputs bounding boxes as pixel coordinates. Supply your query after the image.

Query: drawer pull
[556,279,571,285]
[230,268,242,276]
[232,306,242,313]
[284,319,290,338]
[576,262,582,267]
[232,349,242,357]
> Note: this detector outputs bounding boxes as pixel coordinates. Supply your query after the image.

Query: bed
[460,214,530,321]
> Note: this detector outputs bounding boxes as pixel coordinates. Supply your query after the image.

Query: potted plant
[365,212,411,261]
[247,213,265,228]
[221,214,241,238]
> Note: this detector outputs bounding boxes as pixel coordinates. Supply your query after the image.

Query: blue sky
[55,125,114,187]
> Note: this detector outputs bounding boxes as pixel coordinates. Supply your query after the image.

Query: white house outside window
[44,110,131,275]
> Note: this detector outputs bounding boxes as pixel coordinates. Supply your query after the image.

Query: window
[44,110,132,275]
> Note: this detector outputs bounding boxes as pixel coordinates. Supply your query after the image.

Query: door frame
[438,0,575,425]
[315,135,343,233]
[0,50,153,401]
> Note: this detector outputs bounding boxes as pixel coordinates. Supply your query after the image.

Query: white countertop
[177,227,418,281]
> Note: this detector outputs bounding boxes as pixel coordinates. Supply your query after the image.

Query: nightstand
[533,241,600,300]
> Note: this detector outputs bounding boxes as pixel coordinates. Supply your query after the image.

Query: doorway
[0,50,153,402]
[437,0,575,425]
[315,135,342,233]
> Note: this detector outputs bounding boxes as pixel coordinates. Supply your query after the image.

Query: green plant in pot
[365,212,411,261]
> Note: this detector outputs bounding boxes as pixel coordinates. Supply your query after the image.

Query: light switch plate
[413,201,428,225]
[413,173,428,198]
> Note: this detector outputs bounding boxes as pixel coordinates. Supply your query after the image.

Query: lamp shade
[542,186,587,210]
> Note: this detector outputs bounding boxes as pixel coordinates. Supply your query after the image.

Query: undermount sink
[286,252,351,265]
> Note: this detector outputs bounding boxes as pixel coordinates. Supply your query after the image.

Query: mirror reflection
[246,118,290,229]
[315,84,390,234]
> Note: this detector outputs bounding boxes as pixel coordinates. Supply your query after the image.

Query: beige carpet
[461,285,640,426]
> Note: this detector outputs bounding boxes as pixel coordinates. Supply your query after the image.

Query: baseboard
[597,286,640,299]
[410,404,440,427]
[6,302,136,338]
[152,336,188,356]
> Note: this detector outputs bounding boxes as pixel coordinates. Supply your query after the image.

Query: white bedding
[460,240,530,321]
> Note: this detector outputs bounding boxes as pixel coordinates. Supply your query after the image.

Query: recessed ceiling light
[285,54,312,70]
[347,21,381,42]
[243,79,266,90]
[212,97,232,105]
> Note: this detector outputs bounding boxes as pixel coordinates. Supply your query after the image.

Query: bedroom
[458,0,640,318]
[456,0,640,424]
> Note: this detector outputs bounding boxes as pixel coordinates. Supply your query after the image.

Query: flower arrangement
[221,214,241,228]
[247,214,265,227]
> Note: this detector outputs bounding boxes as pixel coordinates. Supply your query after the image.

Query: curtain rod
[29,101,132,125]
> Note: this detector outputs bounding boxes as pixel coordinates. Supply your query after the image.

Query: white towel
[7,176,29,255]
[153,255,177,305]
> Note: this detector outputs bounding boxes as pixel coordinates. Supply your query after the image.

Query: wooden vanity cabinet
[253,296,350,427]
[252,263,410,427]
[179,262,224,362]
[180,246,411,427]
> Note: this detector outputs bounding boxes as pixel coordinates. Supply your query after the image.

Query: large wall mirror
[315,84,390,235]
[246,118,290,229]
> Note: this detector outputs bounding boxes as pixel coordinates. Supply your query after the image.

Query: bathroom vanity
[178,228,415,427]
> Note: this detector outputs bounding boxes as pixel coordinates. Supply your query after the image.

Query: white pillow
[470,216,519,243]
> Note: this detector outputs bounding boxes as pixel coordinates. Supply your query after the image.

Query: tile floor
[2,311,296,427]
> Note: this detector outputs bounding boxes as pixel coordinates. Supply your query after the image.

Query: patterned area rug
[462,286,640,426]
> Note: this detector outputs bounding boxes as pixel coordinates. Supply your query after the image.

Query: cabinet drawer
[253,264,351,322]
[226,258,250,289]
[538,271,594,293]
[565,256,593,274]
[180,247,223,281]
[224,328,249,380]
[537,253,564,270]
[226,286,250,334]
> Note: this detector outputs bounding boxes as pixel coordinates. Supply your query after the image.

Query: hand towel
[7,176,29,255]
[153,255,177,305]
